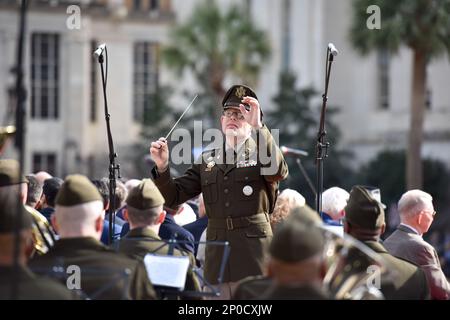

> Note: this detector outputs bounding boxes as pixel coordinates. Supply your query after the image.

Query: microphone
[93,43,106,57]
[281,146,309,157]
[328,43,338,56]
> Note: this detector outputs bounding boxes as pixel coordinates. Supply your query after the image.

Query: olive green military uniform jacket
[365,241,429,300]
[30,237,156,300]
[152,125,288,284]
[259,283,330,300]
[233,275,272,300]
[0,266,76,300]
[115,227,201,295]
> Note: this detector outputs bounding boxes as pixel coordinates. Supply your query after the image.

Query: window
[426,89,432,110]
[90,40,98,123]
[377,49,390,109]
[281,0,291,71]
[32,152,57,176]
[133,42,159,121]
[150,0,159,10]
[31,33,59,119]
[133,0,142,11]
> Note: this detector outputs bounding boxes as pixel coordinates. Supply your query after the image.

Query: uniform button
[225,202,230,207]
[205,179,208,184]
[224,189,229,194]
[224,176,228,181]
[244,176,249,181]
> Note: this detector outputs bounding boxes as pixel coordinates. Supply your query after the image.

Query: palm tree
[162,0,271,123]
[350,0,450,189]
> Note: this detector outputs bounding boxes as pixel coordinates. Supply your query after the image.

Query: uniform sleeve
[185,253,202,296]
[129,260,157,300]
[151,164,202,209]
[255,124,289,182]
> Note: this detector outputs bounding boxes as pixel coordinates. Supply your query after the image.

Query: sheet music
[143,254,190,290]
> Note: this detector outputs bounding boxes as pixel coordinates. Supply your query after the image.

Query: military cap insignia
[205,161,215,171]
[235,86,246,99]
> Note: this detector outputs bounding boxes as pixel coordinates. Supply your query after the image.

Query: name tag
[237,160,257,168]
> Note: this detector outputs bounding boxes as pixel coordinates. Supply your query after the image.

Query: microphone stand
[295,158,316,197]
[11,0,29,300]
[315,46,335,215]
[96,48,120,245]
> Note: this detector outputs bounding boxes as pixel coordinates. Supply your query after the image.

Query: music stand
[30,260,133,300]
[114,237,230,299]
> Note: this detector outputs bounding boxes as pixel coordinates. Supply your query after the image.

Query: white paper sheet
[143,254,190,290]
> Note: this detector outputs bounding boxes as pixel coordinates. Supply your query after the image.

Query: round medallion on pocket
[243,185,253,196]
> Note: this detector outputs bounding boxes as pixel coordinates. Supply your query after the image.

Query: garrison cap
[288,204,322,225]
[0,193,32,233]
[344,185,385,230]
[55,174,103,206]
[0,159,27,187]
[361,186,386,209]
[270,218,324,263]
[0,126,15,154]
[126,179,165,210]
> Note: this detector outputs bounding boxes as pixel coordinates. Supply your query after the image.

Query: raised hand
[239,96,262,129]
[150,137,169,172]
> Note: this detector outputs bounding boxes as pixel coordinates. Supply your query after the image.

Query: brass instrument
[0,126,56,255]
[319,226,396,300]
[26,205,56,257]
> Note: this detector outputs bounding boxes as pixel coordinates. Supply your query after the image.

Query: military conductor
[150,85,288,297]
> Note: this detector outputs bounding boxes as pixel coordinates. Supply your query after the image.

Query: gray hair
[398,190,433,219]
[26,175,43,206]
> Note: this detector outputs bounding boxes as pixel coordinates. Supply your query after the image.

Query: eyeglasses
[423,210,437,217]
[222,110,245,121]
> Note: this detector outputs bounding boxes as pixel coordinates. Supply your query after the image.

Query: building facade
[1,0,449,178]
[0,0,174,178]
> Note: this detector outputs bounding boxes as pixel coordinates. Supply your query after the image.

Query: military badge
[205,161,215,171]
[235,86,246,98]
